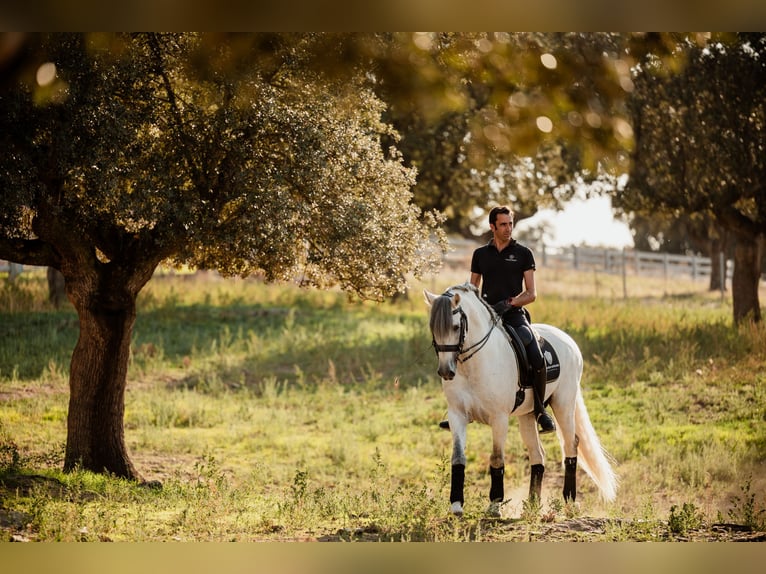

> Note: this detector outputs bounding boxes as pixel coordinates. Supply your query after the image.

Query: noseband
[431,293,498,363]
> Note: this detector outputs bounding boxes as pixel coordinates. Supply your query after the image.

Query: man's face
[491,213,513,243]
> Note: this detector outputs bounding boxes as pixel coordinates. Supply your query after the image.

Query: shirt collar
[489,238,516,252]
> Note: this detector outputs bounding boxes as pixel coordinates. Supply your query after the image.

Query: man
[469,205,556,434]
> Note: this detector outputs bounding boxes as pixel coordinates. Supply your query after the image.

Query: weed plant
[0,269,764,541]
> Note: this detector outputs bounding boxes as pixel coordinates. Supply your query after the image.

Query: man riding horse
[465,205,556,434]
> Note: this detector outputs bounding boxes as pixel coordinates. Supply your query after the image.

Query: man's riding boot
[533,367,556,434]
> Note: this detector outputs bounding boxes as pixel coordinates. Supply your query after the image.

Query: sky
[515,195,634,249]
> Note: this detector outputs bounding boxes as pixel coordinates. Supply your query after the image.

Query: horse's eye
[453,325,460,331]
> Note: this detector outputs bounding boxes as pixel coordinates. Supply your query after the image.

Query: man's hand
[491,300,512,315]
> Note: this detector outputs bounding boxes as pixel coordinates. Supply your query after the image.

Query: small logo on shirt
[505,255,517,262]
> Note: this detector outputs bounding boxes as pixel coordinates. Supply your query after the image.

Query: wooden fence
[443,240,737,298]
[0,261,24,279]
[540,245,727,281]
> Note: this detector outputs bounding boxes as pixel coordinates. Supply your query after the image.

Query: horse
[424,282,617,517]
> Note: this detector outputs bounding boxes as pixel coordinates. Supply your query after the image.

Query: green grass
[1,269,765,541]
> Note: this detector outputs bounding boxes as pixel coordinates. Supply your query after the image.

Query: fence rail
[0,260,24,279]
[540,245,728,281]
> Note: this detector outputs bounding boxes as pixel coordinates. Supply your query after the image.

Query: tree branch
[145,33,202,186]
[718,205,763,241]
[0,237,59,268]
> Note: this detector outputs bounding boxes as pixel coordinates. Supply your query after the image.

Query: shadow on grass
[136,301,437,393]
[0,311,79,379]
[564,319,747,372]
[1,300,755,395]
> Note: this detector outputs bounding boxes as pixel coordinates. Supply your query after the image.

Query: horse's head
[424,288,463,380]
[424,283,489,380]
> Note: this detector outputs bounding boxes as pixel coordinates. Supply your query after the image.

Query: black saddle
[503,323,561,389]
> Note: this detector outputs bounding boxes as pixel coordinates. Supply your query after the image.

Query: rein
[432,294,499,363]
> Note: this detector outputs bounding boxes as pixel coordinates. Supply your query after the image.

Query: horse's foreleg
[449,413,469,517]
[489,466,504,502]
[450,463,465,516]
[487,416,508,516]
[530,463,544,501]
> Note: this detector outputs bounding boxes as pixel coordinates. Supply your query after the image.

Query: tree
[0,33,445,480]
[620,33,765,323]
[356,33,639,235]
[46,267,66,307]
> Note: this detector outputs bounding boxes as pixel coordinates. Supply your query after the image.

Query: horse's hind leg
[519,412,545,501]
[564,456,577,502]
[550,394,578,502]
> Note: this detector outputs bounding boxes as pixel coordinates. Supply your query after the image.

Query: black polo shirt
[470,239,536,306]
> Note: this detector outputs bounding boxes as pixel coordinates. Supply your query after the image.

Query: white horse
[424,282,617,517]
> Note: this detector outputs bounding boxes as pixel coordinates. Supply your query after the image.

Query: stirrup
[536,412,556,434]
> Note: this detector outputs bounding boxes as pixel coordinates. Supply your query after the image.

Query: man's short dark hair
[489,205,514,226]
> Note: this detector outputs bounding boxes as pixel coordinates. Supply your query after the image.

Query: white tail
[573,390,618,502]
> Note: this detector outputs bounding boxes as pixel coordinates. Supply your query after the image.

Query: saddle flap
[505,325,560,388]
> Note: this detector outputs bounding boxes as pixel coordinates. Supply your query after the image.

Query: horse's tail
[573,390,618,502]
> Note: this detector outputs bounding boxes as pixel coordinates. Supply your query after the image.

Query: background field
[1,265,765,541]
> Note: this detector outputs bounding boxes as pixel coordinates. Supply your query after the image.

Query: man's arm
[470,272,482,289]
[509,269,537,307]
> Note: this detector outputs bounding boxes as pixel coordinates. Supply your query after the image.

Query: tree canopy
[361,32,638,235]
[0,33,445,478]
[619,33,765,322]
[0,33,445,298]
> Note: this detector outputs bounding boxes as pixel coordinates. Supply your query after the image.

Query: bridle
[431,292,499,363]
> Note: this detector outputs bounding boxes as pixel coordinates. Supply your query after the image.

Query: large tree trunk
[46,267,66,307]
[731,237,763,325]
[63,270,143,481]
[708,236,726,292]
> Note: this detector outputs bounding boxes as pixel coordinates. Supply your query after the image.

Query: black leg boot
[533,367,556,434]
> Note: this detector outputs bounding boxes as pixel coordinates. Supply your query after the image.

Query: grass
[1,267,765,541]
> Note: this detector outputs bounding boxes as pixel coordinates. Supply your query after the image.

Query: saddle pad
[541,338,560,383]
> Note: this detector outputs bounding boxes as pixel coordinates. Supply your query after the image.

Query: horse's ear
[423,289,437,306]
[452,292,461,306]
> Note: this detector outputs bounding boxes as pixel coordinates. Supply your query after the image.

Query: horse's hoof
[450,501,463,517]
[486,501,501,518]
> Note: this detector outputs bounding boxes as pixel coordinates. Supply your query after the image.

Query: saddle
[504,323,561,413]
[503,323,561,389]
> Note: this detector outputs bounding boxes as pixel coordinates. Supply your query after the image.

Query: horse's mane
[430,282,510,343]
[448,283,498,318]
